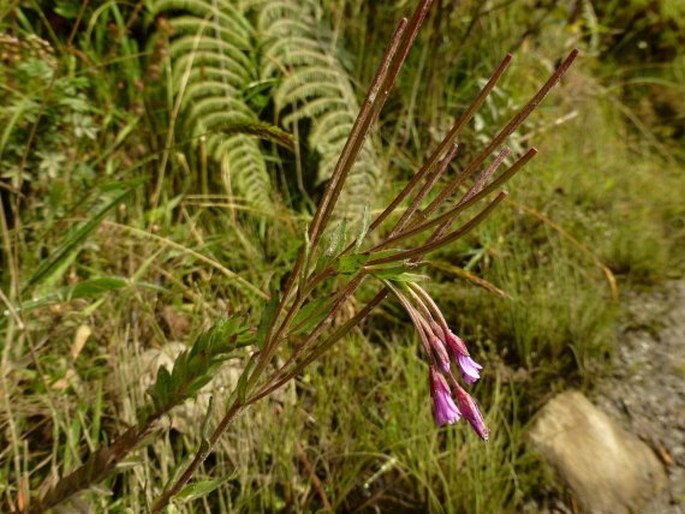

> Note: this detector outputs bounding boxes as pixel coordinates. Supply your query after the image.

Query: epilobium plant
[32,0,577,511]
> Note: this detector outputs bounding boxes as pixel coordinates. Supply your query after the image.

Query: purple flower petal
[445,330,469,359]
[453,384,489,440]
[429,368,461,426]
[457,354,482,384]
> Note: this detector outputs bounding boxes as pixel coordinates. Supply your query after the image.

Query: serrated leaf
[152,366,172,410]
[145,317,248,417]
[186,375,214,399]
[170,352,189,394]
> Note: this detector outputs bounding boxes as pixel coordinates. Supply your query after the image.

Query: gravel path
[597,279,685,513]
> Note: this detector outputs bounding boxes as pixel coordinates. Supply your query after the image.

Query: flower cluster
[390,282,489,440]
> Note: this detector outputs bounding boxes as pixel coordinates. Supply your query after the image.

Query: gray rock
[529,390,667,514]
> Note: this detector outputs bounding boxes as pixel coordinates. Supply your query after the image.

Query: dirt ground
[596,278,685,513]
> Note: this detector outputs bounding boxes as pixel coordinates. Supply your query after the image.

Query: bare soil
[596,278,685,513]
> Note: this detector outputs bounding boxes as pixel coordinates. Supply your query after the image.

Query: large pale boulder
[529,390,667,514]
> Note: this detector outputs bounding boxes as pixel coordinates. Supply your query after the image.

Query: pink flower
[457,354,482,384]
[445,330,469,357]
[453,383,489,440]
[429,368,461,426]
[445,330,482,384]
[429,334,451,373]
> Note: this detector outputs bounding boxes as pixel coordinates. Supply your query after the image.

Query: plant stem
[389,142,460,237]
[367,191,509,266]
[259,14,411,385]
[150,400,243,514]
[369,147,536,252]
[306,15,410,253]
[252,271,369,401]
[250,288,390,404]
[368,53,513,234]
[423,49,579,218]
[31,416,162,514]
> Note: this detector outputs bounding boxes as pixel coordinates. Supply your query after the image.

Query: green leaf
[367,265,409,281]
[175,478,231,504]
[291,297,332,335]
[334,254,369,275]
[355,204,371,250]
[256,295,279,350]
[201,395,215,442]
[15,277,164,313]
[235,355,257,404]
[54,0,80,19]
[323,219,347,258]
[24,189,132,291]
[98,175,149,193]
[367,259,428,282]
[144,317,249,419]
[151,366,172,411]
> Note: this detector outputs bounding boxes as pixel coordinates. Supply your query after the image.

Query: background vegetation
[1,0,683,512]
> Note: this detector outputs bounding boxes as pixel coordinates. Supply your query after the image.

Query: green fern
[153,0,276,213]
[251,0,382,221]
[153,0,383,219]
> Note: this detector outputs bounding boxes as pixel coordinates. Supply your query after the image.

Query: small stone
[529,390,667,514]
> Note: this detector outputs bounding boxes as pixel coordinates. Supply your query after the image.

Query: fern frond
[184,97,255,125]
[274,66,352,105]
[180,82,241,110]
[280,98,348,127]
[258,0,382,221]
[262,18,318,39]
[168,16,251,50]
[261,43,332,78]
[167,37,254,81]
[155,0,253,43]
[256,0,321,28]
[154,0,385,220]
[153,0,278,213]
[276,82,348,112]
[168,51,250,90]
[218,135,273,214]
